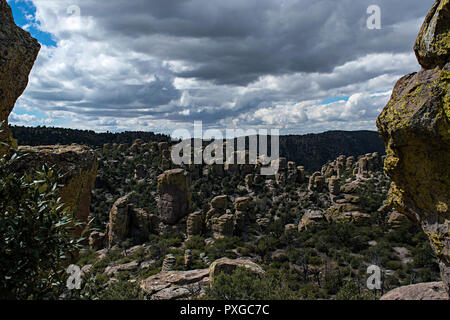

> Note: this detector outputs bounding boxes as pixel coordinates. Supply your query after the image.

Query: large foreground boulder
[414,0,450,69]
[11,145,98,231]
[377,0,449,293]
[381,282,449,300]
[0,0,40,154]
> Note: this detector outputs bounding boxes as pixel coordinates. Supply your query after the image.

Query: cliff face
[0,0,40,154]
[377,0,449,293]
[11,146,98,227]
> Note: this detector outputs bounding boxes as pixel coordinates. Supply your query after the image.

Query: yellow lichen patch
[437,202,448,214]
[426,231,448,260]
[59,162,98,223]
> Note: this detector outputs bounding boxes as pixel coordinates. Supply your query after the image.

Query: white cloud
[12,0,431,135]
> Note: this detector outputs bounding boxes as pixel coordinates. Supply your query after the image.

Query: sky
[7,0,434,136]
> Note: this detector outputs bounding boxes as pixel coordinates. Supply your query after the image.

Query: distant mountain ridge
[278,130,385,171]
[10,125,172,147]
[10,125,385,171]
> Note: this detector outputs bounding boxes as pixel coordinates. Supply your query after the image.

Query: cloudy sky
[7,0,434,136]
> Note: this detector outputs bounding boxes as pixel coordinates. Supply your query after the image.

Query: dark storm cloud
[77,0,433,85]
[14,0,434,133]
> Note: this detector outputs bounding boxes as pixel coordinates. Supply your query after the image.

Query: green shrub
[206,268,299,300]
[99,280,145,300]
[335,281,376,300]
[0,137,84,299]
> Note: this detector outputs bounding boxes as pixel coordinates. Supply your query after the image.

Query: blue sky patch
[320,96,349,105]
[8,0,57,47]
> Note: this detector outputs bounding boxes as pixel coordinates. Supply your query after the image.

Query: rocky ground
[66,142,441,300]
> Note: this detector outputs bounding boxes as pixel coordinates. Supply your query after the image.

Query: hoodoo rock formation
[157,169,192,224]
[0,0,40,154]
[377,0,449,295]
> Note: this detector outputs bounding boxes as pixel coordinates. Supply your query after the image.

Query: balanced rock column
[157,169,192,224]
[0,0,40,154]
[377,0,449,294]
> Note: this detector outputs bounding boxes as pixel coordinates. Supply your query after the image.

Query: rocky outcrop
[328,176,340,196]
[211,214,234,239]
[206,195,231,238]
[234,197,253,233]
[327,193,370,223]
[107,194,159,247]
[0,0,40,154]
[161,254,176,272]
[157,169,192,224]
[11,145,98,229]
[414,0,449,69]
[108,195,131,246]
[209,258,265,285]
[308,172,325,192]
[354,153,383,178]
[381,282,449,300]
[105,260,139,276]
[140,269,210,300]
[140,258,264,299]
[376,0,449,293]
[298,210,325,231]
[89,231,106,250]
[186,211,203,238]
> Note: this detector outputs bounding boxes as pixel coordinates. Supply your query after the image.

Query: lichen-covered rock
[298,210,324,231]
[157,169,191,224]
[387,211,410,228]
[233,210,247,233]
[328,176,340,196]
[140,268,210,299]
[107,194,158,246]
[107,195,131,246]
[414,0,450,69]
[161,254,176,272]
[346,156,355,170]
[297,166,306,183]
[105,260,138,276]
[186,211,203,237]
[12,145,98,231]
[184,249,192,268]
[211,214,234,239]
[377,0,450,293]
[235,197,252,211]
[308,172,325,191]
[380,282,449,300]
[211,195,228,210]
[209,258,265,285]
[354,153,382,177]
[0,0,40,154]
[233,196,253,234]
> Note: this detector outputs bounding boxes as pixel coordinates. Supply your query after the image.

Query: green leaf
[38,183,48,194]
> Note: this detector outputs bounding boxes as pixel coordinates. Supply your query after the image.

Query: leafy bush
[0,136,84,299]
[335,281,376,300]
[206,268,300,300]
